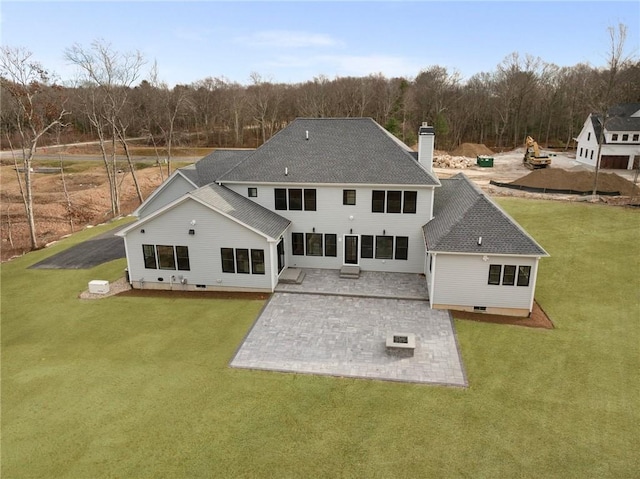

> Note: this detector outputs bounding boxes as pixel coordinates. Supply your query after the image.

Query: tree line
[1,25,637,250]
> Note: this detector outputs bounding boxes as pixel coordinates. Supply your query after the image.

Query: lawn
[2,201,639,478]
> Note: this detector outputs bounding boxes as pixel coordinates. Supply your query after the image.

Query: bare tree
[592,24,634,196]
[0,46,69,250]
[65,40,146,216]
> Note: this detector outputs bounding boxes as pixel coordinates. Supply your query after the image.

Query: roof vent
[285,167,289,176]
[478,236,483,245]
[305,130,309,140]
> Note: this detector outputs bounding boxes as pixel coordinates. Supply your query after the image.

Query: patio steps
[279,268,306,284]
[339,265,360,279]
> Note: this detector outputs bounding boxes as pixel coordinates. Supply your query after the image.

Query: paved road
[29,227,127,270]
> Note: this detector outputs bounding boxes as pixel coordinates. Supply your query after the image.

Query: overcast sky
[2,1,638,86]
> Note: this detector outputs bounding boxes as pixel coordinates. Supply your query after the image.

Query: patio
[231,269,466,386]
[275,268,429,300]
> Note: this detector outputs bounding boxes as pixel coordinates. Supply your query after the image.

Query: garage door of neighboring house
[600,155,628,169]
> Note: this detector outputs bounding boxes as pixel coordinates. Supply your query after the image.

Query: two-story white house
[117,118,548,317]
[575,103,640,170]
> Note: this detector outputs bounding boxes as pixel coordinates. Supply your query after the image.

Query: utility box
[476,156,494,167]
[88,280,109,294]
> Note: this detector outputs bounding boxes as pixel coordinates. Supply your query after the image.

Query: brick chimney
[418,122,435,172]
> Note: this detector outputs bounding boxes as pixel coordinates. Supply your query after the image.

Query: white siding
[576,116,640,169]
[137,174,196,218]
[431,254,538,310]
[224,183,435,273]
[125,199,275,290]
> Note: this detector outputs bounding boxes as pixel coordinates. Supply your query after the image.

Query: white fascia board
[425,250,549,259]
[116,194,192,236]
[219,180,440,189]
[117,192,288,242]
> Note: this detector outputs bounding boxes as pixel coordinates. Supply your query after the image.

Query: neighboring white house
[575,103,640,170]
[117,118,548,317]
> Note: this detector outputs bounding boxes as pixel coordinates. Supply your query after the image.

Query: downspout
[429,253,437,308]
[528,257,541,313]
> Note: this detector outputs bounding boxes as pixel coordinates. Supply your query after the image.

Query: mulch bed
[116,289,270,301]
[112,282,553,329]
[452,300,554,329]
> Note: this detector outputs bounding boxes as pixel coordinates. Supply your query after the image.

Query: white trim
[429,253,437,307]
[117,193,287,242]
[426,250,548,258]
[219,180,441,189]
[528,257,540,312]
[342,234,360,266]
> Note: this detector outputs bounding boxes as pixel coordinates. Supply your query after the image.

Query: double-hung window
[361,235,374,258]
[386,191,402,213]
[142,244,157,269]
[304,189,317,211]
[274,189,287,210]
[236,249,250,274]
[395,237,408,260]
[488,265,502,285]
[221,248,235,273]
[288,189,303,210]
[403,191,417,213]
[251,250,265,274]
[324,234,337,257]
[502,265,516,285]
[176,246,190,271]
[292,233,304,255]
[372,191,385,213]
[517,266,531,286]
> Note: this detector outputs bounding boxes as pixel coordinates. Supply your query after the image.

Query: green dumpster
[476,155,494,167]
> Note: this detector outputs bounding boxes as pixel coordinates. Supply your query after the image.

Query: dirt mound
[451,143,494,158]
[510,168,640,196]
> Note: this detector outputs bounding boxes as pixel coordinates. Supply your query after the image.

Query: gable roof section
[190,183,290,239]
[423,173,548,256]
[179,149,254,186]
[118,183,290,241]
[590,103,640,142]
[219,118,439,186]
[133,169,198,216]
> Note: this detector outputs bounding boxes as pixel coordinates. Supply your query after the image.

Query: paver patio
[231,269,467,386]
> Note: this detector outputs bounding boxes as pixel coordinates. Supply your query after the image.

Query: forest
[2,36,639,155]
[1,26,638,253]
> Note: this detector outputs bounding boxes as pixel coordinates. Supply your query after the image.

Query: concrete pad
[230,292,467,387]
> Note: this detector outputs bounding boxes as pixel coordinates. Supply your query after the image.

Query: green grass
[2,200,639,478]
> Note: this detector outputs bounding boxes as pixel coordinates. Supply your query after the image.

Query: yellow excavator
[523,136,552,170]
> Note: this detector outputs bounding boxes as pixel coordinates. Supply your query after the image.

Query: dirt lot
[1,162,165,261]
[1,143,638,262]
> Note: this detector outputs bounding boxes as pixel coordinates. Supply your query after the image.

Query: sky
[1,1,638,86]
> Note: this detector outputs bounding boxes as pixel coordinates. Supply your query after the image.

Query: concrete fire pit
[386,333,416,357]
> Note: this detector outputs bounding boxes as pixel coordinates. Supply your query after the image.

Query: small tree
[0,46,68,250]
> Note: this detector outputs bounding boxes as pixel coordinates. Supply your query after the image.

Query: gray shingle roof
[179,149,253,186]
[219,118,439,186]
[590,103,640,143]
[423,174,548,256]
[190,183,290,239]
